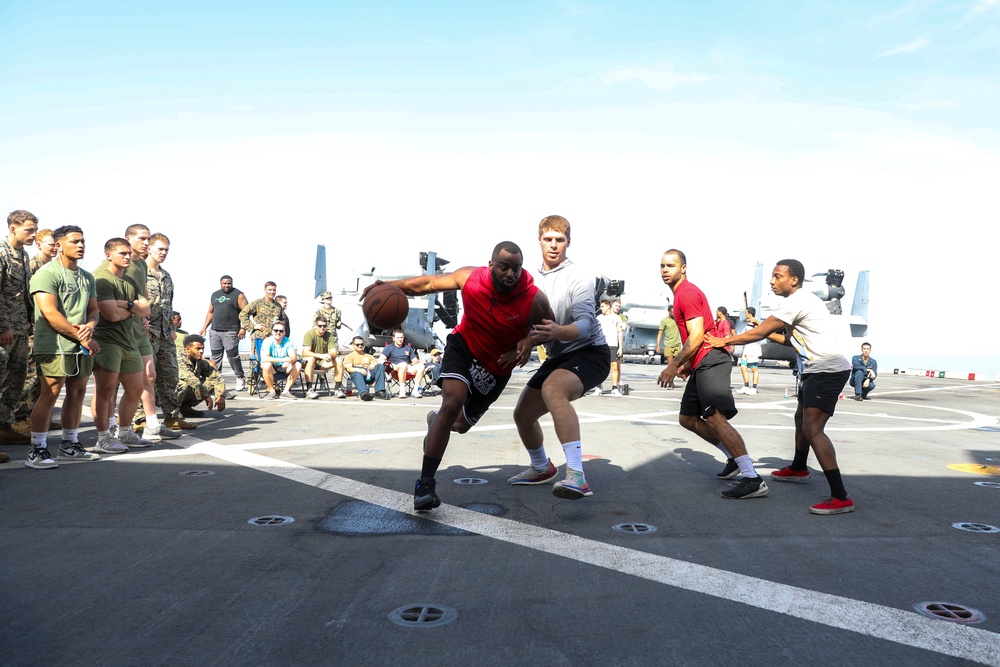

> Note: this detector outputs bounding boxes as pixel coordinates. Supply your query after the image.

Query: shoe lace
[34,448,53,459]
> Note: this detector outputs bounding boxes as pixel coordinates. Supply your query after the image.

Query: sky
[3,1,999,377]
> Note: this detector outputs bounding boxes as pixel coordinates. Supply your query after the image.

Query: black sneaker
[722,476,768,499]
[414,477,441,511]
[716,458,740,479]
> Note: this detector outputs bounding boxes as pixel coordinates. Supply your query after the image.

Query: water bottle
[783,387,789,399]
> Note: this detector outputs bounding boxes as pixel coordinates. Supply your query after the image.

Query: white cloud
[968,0,1000,17]
[875,37,930,58]
[602,67,707,91]
[902,99,957,110]
[868,2,921,27]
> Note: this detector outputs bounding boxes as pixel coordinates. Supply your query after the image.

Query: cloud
[868,2,921,27]
[968,0,1000,16]
[902,100,957,110]
[602,67,707,91]
[875,37,929,58]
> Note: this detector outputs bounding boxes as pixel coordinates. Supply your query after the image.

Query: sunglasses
[272,329,285,333]
[316,324,327,327]
[353,343,365,346]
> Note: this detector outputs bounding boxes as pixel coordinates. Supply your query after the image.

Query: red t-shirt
[454,266,538,376]
[672,280,720,370]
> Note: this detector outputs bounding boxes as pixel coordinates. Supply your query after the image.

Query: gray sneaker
[58,442,100,462]
[306,389,319,400]
[25,447,59,469]
[117,429,153,449]
[263,390,277,400]
[144,424,181,441]
[95,435,128,454]
[281,390,298,400]
[507,459,558,485]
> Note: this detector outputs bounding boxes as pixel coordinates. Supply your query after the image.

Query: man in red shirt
[657,249,767,500]
[361,241,552,511]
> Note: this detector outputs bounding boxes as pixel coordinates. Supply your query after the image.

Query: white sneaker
[117,429,153,448]
[306,389,319,400]
[58,442,100,462]
[738,386,749,395]
[235,376,246,392]
[144,425,181,441]
[611,388,622,397]
[749,387,758,395]
[281,390,297,400]
[334,389,346,399]
[95,435,128,454]
[591,387,602,397]
[411,388,423,399]
[398,391,407,399]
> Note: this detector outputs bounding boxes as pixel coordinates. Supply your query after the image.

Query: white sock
[30,432,47,447]
[62,428,79,443]
[146,414,160,430]
[735,454,758,478]
[562,440,583,473]
[109,416,118,429]
[98,430,111,439]
[528,446,548,470]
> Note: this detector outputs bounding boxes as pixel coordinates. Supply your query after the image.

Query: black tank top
[210,288,244,332]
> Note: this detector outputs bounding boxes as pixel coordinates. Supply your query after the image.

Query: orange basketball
[363,283,409,331]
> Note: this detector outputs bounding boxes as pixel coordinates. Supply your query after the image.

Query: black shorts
[526,344,610,394]
[607,345,619,360]
[679,348,738,420]
[438,332,510,426]
[798,370,850,416]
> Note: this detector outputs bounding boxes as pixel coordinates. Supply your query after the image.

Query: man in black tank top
[200,275,248,390]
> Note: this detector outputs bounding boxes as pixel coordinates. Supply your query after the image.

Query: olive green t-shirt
[29,261,97,354]
[93,264,142,349]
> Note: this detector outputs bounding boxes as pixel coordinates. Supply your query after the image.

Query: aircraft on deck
[730,263,870,364]
[314,246,454,352]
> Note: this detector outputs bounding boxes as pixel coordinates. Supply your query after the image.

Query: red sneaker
[770,466,811,483]
[810,497,855,515]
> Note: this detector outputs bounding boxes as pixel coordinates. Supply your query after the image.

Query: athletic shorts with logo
[526,344,610,394]
[438,332,510,426]
[679,348,738,419]
[797,370,850,415]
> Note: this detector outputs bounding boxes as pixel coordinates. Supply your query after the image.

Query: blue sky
[3,1,999,374]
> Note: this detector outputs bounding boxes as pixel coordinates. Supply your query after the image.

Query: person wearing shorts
[707,259,854,515]
[24,226,102,469]
[361,241,550,511]
[91,237,150,454]
[510,215,610,500]
[595,297,624,396]
[657,249,767,500]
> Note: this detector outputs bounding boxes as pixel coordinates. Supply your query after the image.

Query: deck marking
[112,439,1000,665]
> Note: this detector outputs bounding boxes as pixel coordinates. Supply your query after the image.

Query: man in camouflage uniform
[240,281,286,362]
[135,233,186,430]
[0,210,38,447]
[314,291,354,395]
[177,334,226,415]
[14,228,58,428]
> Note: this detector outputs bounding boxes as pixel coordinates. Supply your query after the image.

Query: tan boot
[163,417,197,430]
[11,419,31,435]
[0,451,10,463]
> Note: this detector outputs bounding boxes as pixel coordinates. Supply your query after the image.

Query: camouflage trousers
[177,380,207,409]
[0,333,29,426]
[14,335,41,421]
[132,334,180,424]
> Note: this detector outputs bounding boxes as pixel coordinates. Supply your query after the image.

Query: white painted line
[152,438,1000,666]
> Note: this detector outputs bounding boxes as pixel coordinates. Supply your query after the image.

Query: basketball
[363,283,409,331]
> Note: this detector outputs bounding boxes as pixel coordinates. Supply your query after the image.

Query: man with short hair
[240,281,285,362]
[343,337,390,401]
[656,305,681,366]
[510,216,610,500]
[177,334,226,416]
[658,249,767,500]
[360,241,549,510]
[850,342,877,401]
[200,275,248,391]
[275,295,291,338]
[738,307,763,395]
[594,297,624,396]
[137,233,184,438]
[91,238,150,454]
[14,228,59,428]
[24,225,102,468]
[301,316,340,399]
[379,328,427,399]
[0,210,38,447]
[258,322,300,400]
[706,259,855,515]
[314,291,351,395]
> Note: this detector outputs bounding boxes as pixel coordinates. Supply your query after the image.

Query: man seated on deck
[177,334,226,416]
[378,328,426,399]
[343,336,390,401]
[850,342,877,401]
[259,323,300,400]
[301,315,343,399]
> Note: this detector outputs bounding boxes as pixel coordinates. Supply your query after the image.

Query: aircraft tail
[736,263,764,331]
[849,270,869,337]
[314,245,327,298]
